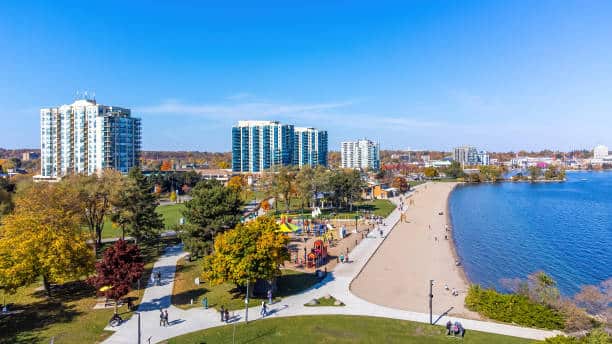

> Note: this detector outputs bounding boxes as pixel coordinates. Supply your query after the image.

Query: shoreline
[351,182,479,319]
[445,184,471,288]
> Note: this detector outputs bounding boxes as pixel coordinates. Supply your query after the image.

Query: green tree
[444,161,465,179]
[69,171,123,249]
[0,178,15,218]
[180,179,243,253]
[202,216,289,291]
[272,166,296,212]
[327,169,364,210]
[529,166,542,181]
[295,166,314,210]
[112,167,164,243]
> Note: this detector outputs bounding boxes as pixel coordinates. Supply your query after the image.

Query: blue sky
[1,1,612,152]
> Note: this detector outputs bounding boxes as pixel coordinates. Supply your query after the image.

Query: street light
[244,278,250,324]
[135,312,142,344]
[429,280,434,325]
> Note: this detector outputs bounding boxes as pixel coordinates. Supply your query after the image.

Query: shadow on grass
[172,287,208,307]
[0,298,82,344]
[276,271,320,297]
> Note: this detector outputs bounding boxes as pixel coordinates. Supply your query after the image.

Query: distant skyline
[1,1,612,152]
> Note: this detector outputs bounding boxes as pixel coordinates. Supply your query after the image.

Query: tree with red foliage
[88,240,144,313]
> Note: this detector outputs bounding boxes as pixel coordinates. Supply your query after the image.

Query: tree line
[0,168,163,297]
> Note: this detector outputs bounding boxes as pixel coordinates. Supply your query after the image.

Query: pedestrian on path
[159,309,164,327]
[163,309,169,326]
[224,309,230,323]
[267,289,273,305]
[260,301,267,318]
[220,306,225,322]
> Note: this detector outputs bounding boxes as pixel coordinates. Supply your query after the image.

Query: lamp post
[135,312,142,344]
[244,279,250,324]
[429,280,434,325]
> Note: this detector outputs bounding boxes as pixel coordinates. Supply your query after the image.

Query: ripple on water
[450,172,612,296]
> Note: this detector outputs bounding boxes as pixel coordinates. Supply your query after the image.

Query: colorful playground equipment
[306,239,328,268]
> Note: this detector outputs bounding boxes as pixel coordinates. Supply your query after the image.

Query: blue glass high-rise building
[232,120,327,172]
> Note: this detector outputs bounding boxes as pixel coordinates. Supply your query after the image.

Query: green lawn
[172,258,319,311]
[272,199,397,220]
[0,238,178,344]
[166,315,538,344]
[100,203,186,238]
[304,296,345,307]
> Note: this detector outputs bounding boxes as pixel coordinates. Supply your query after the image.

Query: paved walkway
[104,186,561,343]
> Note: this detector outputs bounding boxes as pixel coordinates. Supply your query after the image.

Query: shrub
[543,329,611,344]
[465,285,565,330]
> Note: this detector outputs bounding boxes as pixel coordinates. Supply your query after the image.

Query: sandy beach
[351,182,479,319]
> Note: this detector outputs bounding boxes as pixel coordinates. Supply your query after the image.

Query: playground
[277,210,391,272]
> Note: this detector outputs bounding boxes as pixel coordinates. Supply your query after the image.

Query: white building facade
[594,145,609,159]
[341,139,380,170]
[40,99,141,177]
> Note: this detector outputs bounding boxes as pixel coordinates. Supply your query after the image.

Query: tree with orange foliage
[261,198,271,212]
[160,160,172,171]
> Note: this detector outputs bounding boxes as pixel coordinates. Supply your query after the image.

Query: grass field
[0,238,178,344]
[100,203,186,238]
[166,315,537,344]
[172,258,319,311]
[273,199,396,220]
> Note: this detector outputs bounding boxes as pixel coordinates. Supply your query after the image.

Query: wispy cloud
[136,99,355,120]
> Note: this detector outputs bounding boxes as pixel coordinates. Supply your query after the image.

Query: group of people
[152,271,162,286]
[444,283,460,296]
[219,306,231,323]
[158,309,170,326]
[446,320,466,337]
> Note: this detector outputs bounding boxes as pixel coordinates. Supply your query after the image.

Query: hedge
[465,285,565,330]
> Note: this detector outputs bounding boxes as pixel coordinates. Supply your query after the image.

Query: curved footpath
[104,183,560,344]
[352,182,477,318]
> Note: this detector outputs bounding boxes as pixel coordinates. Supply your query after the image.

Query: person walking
[260,301,267,318]
[163,309,169,326]
[156,271,162,286]
[267,289,273,305]
[220,306,225,322]
[159,309,164,327]
[224,309,230,323]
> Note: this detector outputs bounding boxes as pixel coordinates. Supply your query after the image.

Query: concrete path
[104,186,560,343]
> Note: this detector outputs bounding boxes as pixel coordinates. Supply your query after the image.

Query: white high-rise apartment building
[593,145,609,159]
[341,139,380,170]
[40,98,141,177]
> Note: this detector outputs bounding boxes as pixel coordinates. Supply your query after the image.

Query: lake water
[449,171,612,296]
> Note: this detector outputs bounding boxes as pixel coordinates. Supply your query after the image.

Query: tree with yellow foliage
[0,182,95,296]
[227,175,244,191]
[202,216,289,291]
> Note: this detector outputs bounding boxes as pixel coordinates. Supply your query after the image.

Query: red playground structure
[307,239,328,268]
